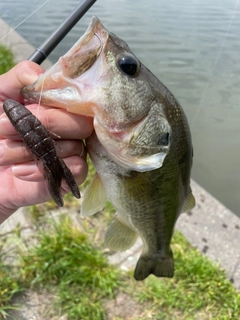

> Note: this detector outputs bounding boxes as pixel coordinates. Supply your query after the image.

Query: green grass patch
[0,214,121,319]
[0,236,22,318]
[1,215,240,319]
[0,44,15,74]
[130,230,240,319]
[19,215,121,320]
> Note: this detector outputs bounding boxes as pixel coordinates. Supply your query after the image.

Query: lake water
[0,0,240,216]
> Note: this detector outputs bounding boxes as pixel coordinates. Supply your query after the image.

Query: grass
[19,215,121,320]
[0,215,121,319]
[0,238,22,318]
[0,44,15,75]
[129,231,240,319]
[1,212,239,320]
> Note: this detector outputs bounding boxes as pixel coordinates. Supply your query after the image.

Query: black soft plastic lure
[3,99,80,206]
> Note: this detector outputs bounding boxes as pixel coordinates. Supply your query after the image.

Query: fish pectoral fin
[80,174,107,217]
[134,252,174,281]
[104,216,138,251]
[182,190,196,213]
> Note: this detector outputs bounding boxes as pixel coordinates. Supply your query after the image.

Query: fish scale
[22,16,195,280]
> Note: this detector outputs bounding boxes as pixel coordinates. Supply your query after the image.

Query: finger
[0,156,87,218]
[0,139,85,166]
[61,156,88,193]
[0,140,33,165]
[55,140,87,160]
[0,166,51,218]
[12,155,88,187]
[0,61,44,108]
[0,105,93,140]
[29,106,94,139]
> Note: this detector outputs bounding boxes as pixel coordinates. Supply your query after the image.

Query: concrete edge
[0,18,52,69]
[0,18,240,290]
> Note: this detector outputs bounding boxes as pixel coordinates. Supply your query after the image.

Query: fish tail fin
[58,158,80,199]
[104,216,138,251]
[134,252,174,281]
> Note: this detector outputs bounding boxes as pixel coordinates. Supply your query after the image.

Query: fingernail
[79,141,85,157]
[24,70,43,84]
[0,115,9,135]
[12,163,38,177]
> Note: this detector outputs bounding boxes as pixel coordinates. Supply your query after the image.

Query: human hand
[0,61,93,223]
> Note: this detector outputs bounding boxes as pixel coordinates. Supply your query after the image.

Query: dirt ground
[7,290,145,320]
[4,208,145,320]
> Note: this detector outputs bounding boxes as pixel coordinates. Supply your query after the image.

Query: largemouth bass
[22,16,195,280]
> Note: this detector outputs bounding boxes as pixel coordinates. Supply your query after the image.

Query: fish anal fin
[134,252,174,281]
[104,216,138,251]
[81,174,107,217]
[182,191,195,213]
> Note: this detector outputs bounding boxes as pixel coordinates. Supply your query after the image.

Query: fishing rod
[28,0,97,64]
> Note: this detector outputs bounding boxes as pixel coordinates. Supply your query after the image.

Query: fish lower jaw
[21,87,41,104]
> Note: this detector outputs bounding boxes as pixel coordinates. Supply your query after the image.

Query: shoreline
[0,18,52,69]
[0,17,239,290]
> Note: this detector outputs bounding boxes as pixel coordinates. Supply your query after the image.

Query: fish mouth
[21,16,109,116]
[21,16,171,172]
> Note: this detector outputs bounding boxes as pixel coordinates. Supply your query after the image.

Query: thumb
[0,60,44,103]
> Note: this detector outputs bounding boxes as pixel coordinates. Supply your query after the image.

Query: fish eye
[117,54,140,77]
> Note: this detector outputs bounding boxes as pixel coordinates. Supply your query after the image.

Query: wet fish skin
[21,17,195,280]
[21,17,172,172]
[86,99,193,280]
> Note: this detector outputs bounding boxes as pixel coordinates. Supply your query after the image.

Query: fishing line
[191,0,240,127]
[38,74,45,108]
[0,0,50,42]
[35,74,46,125]
[0,0,50,128]
[94,32,103,57]
[36,74,61,140]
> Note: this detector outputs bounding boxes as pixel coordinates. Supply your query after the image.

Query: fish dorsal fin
[81,174,107,217]
[182,191,195,213]
[104,216,138,251]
